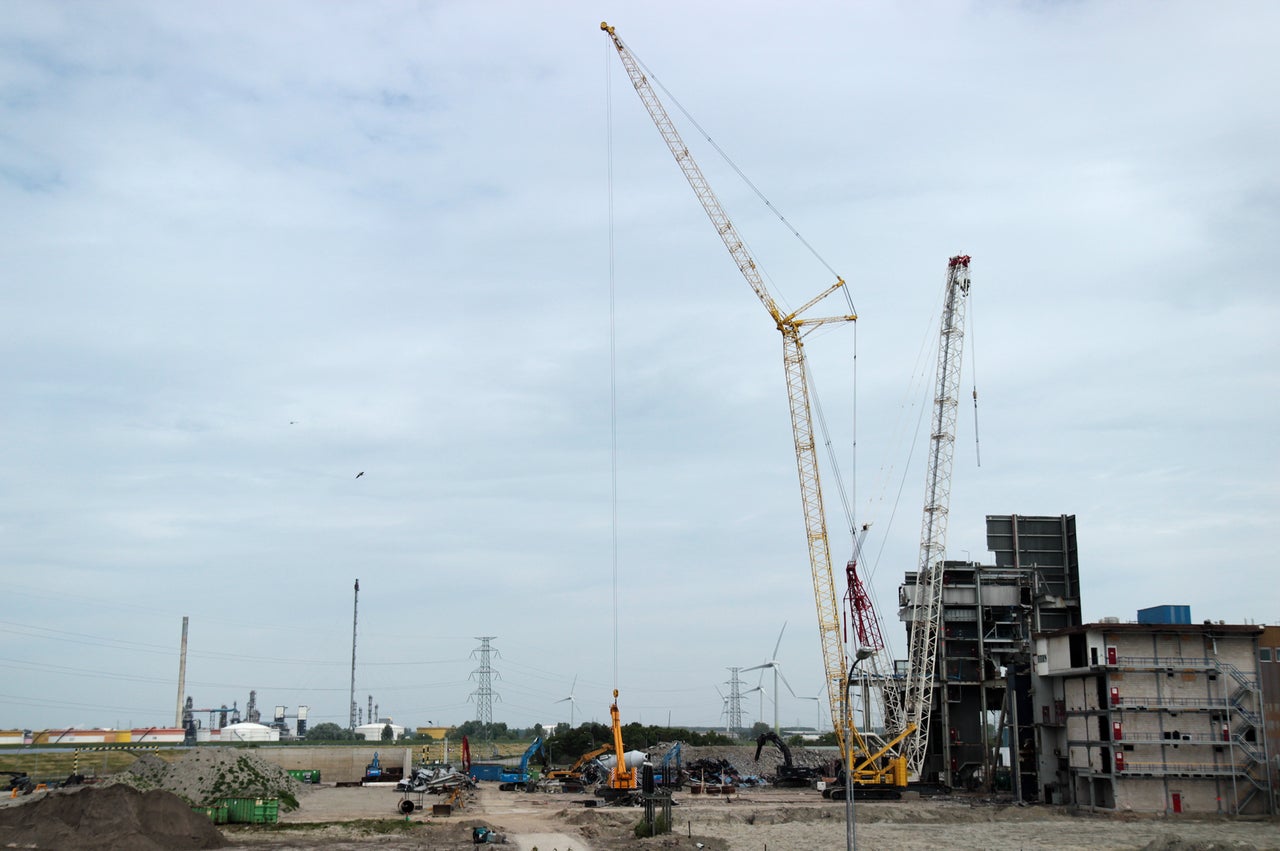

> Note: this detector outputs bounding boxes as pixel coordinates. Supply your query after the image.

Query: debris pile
[660,743,831,787]
[396,763,475,794]
[684,757,753,787]
[0,783,226,851]
[108,749,302,809]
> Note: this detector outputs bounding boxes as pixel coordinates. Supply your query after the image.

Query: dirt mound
[0,784,226,850]
[109,748,301,808]
[126,752,171,786]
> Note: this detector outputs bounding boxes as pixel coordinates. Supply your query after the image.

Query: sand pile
[110,749,301,808]
[0,784,226,851]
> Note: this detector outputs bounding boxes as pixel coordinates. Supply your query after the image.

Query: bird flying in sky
[355,472,364,479]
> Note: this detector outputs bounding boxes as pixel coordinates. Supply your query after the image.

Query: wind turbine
[555,675,579,729]
[744,684,769,728]
[796,693,822,734]
[743,622,796,735]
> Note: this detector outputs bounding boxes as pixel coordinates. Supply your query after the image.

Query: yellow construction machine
[602,21,912,798]
[601,689,637,802]
[540,742,613,790]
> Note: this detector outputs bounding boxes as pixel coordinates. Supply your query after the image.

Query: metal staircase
[1216,659,1270,812]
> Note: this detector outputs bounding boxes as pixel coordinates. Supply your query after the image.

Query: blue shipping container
[468,763,505,782]
[1137,605,1191,625]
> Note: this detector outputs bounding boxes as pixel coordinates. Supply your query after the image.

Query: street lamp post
[845,647,874,851]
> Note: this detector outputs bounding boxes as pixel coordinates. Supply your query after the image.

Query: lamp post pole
[845,647,874,851]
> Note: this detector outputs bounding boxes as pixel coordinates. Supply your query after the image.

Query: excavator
[538,742,612,790]
[497,736,545,791]
[754,732,821,788]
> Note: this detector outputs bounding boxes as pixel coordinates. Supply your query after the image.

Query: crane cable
[628,45,852,312]
[863,276,950,587]
[605,39,620,693]
[807,329,891,656]
[630,42,899,646]
[967,287,982,467]
[624,44,867,541]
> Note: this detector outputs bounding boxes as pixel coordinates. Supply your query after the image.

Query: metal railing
[1113,655,1215,670]
[1113,695,1228,710]
[1119,761,1245,777]
[1116,731,1217,744]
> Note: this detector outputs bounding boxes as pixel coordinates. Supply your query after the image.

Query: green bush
[633,814,670,838]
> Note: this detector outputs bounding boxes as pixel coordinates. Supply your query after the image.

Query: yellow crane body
[607,689,635,793]
[601,22,904,788]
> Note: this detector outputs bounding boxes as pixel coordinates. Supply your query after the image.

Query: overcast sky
[2,1,1276,736]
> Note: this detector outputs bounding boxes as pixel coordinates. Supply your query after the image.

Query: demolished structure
[899,513,1274,814]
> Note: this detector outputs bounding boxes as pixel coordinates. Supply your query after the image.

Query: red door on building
[1171,792,1182,814]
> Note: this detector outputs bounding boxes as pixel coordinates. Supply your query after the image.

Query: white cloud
[0,0,1275,733]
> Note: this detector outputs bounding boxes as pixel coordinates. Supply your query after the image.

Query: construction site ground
[214,783,1280,851]
[4,746,1276,850]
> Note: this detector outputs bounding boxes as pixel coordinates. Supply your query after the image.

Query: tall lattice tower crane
[897,255,972,778]
[602,23,910,785]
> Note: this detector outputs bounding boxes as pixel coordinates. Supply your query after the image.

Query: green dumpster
[219,797,279,824]
[191,804,229,825]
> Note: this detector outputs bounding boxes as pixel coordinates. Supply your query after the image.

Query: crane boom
[897,255,972,778]
[601,21,861,761]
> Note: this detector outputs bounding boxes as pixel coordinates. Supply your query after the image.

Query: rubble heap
[660,743,834,786]
[109,749,301,809]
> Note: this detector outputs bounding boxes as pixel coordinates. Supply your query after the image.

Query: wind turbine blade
[569,674,577,694]
[741,663,771,673]
[772,621,787,660]
[777,668,799,698]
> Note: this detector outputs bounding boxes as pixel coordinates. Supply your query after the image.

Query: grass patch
[634,814,671,838]
[0,749,177,781]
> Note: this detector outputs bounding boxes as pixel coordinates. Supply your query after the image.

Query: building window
[1261,648,1273,663]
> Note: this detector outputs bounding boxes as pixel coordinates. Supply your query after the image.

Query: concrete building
[24,728,184,745]
[1032,620,1272,814]
[415,726,452,741]
[1261,624,1280,805]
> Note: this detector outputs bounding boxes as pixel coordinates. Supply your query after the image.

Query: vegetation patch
[107,748,302,810]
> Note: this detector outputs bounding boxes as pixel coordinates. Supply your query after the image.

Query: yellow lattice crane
[602,22,910,791]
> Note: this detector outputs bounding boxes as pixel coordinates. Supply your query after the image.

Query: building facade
[1033,622,1272,814]
[1261,624,1280,807]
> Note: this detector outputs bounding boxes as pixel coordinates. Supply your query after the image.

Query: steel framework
[897,256,971,777]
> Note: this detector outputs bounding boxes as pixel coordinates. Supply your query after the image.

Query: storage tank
[355,722,405,741]
[220,722,280,743]
[598,750,648,770]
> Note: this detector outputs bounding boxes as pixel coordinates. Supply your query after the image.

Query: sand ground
[215,783,1280,851]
